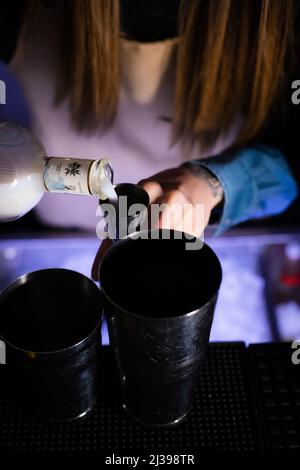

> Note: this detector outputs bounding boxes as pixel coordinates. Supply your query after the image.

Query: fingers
[138,180,163,204]
[91,238,113,281]
[149,192,206,238]
[138,167,189,204]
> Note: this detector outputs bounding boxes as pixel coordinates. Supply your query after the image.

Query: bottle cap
[90,159,114,199]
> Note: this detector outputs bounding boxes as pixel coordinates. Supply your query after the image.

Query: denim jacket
[187,145,298,235]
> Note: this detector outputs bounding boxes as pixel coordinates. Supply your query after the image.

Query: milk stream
[100,173,118,204]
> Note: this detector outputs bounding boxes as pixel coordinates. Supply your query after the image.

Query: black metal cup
[0,268,103,421]
[99,183,150,241]
[99,229,222,427]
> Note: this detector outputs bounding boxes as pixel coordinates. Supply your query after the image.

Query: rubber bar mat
[0,343,261,452]
[248,343,300,450]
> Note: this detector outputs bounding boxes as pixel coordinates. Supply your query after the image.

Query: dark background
[0,0,299,235]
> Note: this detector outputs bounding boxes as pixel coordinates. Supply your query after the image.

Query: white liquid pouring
[99,173,118,204]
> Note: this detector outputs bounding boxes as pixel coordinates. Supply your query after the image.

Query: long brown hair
[22,0,295,150]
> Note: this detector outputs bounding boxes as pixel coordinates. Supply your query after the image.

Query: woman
[6,0,298,241]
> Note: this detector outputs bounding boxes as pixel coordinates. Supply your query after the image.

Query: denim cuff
[185,145,298,236]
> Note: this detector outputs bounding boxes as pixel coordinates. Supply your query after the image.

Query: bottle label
[44,157,93,195]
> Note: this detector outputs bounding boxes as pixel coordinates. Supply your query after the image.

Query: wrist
[181,162,224,209]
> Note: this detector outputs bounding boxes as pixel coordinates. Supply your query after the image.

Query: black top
[120,0,181,42]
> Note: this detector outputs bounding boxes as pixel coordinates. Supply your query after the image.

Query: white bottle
[0,122,115,222]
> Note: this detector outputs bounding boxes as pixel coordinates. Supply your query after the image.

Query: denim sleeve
[186,145,298,236]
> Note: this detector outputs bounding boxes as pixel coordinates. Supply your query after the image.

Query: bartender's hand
[139,164,224,237]
[91,164,223,281]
